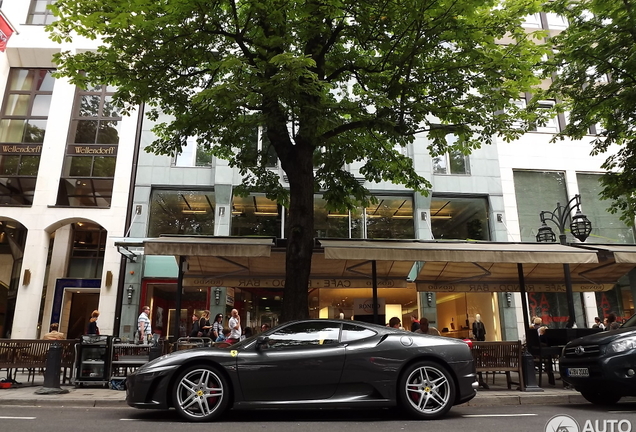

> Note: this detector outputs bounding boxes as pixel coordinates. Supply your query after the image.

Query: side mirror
[256,335,269,349]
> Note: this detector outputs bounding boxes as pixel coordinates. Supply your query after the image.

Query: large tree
[546,0,636,224]
[49,0,546,321]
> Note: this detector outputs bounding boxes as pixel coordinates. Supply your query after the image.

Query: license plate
[567,367,589,377]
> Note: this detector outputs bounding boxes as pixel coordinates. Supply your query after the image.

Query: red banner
[0,13,15,53]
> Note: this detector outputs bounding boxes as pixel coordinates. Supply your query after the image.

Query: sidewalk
[0,371,628,408]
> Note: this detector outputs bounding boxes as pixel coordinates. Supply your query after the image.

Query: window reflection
[430,197,489,240]
[148,189,216,236]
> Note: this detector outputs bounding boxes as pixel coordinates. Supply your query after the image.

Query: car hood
[567,327,636,346]
[136,346,233,373]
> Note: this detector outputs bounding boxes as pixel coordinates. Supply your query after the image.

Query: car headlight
[607,336,636,354]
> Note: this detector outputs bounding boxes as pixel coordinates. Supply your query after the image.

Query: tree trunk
[280,144,314,322]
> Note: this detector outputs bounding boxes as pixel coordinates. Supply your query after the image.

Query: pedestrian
[388,317,401,329]
[593,316,605,330]
[410,312,420,332]
[261,323,271,333]
[212,313,224,340]
[227,309,241,344]
[138,305,151,343]
[198,310,212,338]
[87,310,100,335]
[43,323,65,340]
[189,312,200,337]
[415,317,441,336]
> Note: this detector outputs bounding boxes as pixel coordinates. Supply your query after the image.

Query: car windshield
[621,314,636,328]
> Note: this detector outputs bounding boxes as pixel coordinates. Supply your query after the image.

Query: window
[430,196,490,240]
[148,189,215,237]
[576,173,635,244]
[0,69,54,205]
[57,84,121,206]
[512,170,568,242]
[27,0,56,25]
[522,14,542,28]
[244,127,277,168]
[174,136,213,167]
[265,321,341,349]
[365,196,414,239]
[432,135,470,175]
[231,194,281,237]
[67,222,106,278]
[341,323,377,342]
[530,100,559,133]
[546,13,568,30]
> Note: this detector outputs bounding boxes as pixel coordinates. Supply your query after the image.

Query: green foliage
[546,0,636,224]
[48,0,547,211]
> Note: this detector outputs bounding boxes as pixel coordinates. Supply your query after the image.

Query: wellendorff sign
[1,145,42,154]
[68,145,117,155]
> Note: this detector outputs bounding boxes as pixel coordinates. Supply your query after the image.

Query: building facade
[0,3,634,341]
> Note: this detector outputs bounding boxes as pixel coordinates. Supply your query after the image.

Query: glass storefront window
[148,189,216,237]
[231,194,281,237]
[365,196,414,239]
[577,173,635,244]
[430,196,490,240]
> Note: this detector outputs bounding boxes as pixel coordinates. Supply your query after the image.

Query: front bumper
[559,349,636,396]
[126,365,178,409]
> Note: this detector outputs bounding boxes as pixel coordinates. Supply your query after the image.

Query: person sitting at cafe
[216,327,231,343]
[42,323,65,340]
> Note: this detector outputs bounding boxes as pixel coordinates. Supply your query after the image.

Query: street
[1,402,636,432]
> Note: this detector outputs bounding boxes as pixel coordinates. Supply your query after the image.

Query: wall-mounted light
[105,270,113,287]
[218,206,225,216]
[214,287,222,305]
[506,292,512,307]
[426,292,433,306]
[127,285,134,304]
[23,269,31,286]
[420,211,428,221]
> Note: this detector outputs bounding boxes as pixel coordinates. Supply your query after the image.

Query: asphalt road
[1,402,636,432]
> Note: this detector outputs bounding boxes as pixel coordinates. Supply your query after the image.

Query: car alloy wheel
[173,365,229,421]
[400,360,456,419]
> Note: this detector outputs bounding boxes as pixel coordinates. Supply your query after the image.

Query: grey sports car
[126,319,478,421]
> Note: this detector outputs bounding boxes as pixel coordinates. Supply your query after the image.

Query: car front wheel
[173,365,229,421]
[580,390,622,406]
[399,360,456,420]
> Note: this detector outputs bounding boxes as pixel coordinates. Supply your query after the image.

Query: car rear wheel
[580,390,622,406]
[399,360,456,420]
[173,365,229,421]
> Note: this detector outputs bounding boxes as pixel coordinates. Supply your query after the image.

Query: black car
[559,314,636,404]
[126,319,477,421]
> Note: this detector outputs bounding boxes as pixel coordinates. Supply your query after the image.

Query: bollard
[35,343,69,395]
[521,349,544,392]
[149,344,162,362]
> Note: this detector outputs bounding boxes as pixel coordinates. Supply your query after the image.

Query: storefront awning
[574,244,636,264]
[319,239,598,263]
[143,236,274,257]
[320,239,636,293]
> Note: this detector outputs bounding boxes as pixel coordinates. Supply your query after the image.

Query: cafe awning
[320,239,635,293]
[574,244,636,264]
[142,236,274,257]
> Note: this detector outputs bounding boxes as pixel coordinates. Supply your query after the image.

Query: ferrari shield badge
[231,350,238,357]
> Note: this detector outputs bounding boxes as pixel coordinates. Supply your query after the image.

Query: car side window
[342,323,377,342]
[267,322,341,349]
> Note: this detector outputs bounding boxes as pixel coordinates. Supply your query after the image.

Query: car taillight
[462,338,473,349]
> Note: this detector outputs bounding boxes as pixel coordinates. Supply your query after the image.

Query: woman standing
[198,310,212,338]
[87,310,100,335]
[189,312,201,337]
[212,313,224,341]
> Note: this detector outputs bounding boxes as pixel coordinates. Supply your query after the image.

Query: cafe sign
[416,282,612,293]
[183,277,407,289]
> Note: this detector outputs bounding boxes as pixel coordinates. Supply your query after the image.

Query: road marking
[608,411,636,414]
[119,419,140,421]
[463,414,538,418]
[0,416,36,420]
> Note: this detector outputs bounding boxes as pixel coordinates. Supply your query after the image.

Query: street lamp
[536,194,592,327]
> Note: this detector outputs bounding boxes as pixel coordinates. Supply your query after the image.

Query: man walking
[227,309,241,344]
[138,305,152,343]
